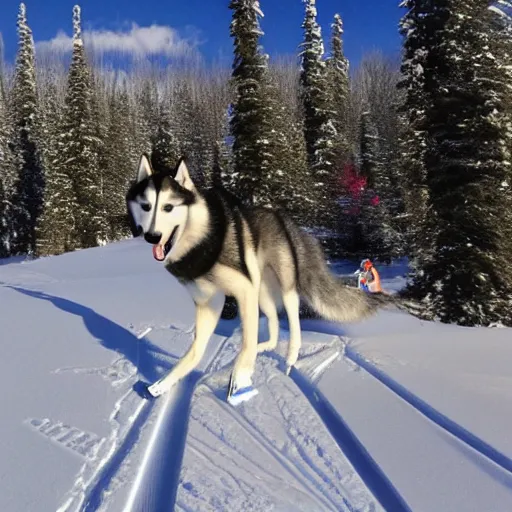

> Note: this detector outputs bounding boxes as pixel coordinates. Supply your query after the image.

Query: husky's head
[126,155,196,262]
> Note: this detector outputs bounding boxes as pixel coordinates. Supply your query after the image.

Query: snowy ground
[0,239,511,511]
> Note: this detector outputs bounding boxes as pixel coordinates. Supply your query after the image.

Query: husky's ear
[136,154,153,182]
[174,158,195,191]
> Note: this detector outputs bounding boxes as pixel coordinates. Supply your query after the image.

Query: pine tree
[327,13,351,167]
[404,0,512,326]
[58,5,104,249]
[0,168,7,258]
[101,84,136,239]
[171,89,213,186]
[10,3,44,255]
[0,76,12,257]
[397,0,434,266]
[489,3,512,171]
[151,103,180,173]
[358,108,380,189]
[212,141,225,189]
[217,108,236,190]
[267,78,313,222]
[135,79,157,157]
[36,79,75,256]
[0,177,6,259]
[228,0,274,206]
[299,0,337,223]
[195,79,233,188]
[352,52,405,248]
[358,108,395,260]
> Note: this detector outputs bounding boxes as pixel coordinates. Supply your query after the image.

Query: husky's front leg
[227,288,260,403]
[147,292,225,397]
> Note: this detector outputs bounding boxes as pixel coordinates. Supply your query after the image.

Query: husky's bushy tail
[300,266,397,322]
[295,226,398,323]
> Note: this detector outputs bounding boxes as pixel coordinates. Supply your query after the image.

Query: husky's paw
[227,370,252,395]
[133,380,155,399]
[232,370,253,389]
[285,351,299,374]
[286,354,299,368]
[147,379,173,398]
[257,339,279,353]
[227,386,259,406]
[227,373,258,405]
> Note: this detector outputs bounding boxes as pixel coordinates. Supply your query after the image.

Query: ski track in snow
[122,376,200,511]
[53,319,390,512]
[174,332,384,512]
[42,316,512,511]
[53,316,506,512]
[289,368,410,512]
[55,324,226,512]
[56,381,155,512]
[55,326,172,512]
[344,343,512,477]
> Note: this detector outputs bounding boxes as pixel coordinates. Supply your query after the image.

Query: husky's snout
[144,232,162,245]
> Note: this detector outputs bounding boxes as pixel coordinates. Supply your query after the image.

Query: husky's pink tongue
[152,244,165,261]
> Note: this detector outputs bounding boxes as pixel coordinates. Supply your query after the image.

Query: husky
[126,155,397,403]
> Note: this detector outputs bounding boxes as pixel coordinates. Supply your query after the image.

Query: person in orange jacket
[356,258,383,293]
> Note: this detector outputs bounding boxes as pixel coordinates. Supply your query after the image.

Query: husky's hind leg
[257,270,280,354]
[147,292,225,397]
[282,289,301,374]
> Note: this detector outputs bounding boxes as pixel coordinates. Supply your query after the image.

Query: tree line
[0,1,403,260]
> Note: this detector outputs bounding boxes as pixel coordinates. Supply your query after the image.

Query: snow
[252,1,264,19]
[0,239,511,511]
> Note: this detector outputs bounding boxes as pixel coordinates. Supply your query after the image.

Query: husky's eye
[163,204,173,213]
[140,203,151,212]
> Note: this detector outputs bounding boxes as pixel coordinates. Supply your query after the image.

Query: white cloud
[36,23,200,58]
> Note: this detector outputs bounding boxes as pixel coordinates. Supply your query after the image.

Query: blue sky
[0,0,402,68]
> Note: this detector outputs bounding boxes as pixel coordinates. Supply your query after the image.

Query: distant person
[355,258,383,293]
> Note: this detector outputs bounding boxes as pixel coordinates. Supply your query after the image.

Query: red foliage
[337,162,380,214]
[339,163,367,201]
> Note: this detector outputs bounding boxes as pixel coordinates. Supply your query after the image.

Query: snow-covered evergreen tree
[267,77,313,222]
[299,0,337,222]
[0,75,13,257]
[228,0,275,206]
[151,103,180,173]
[0,171,7,258]
[0,177,6,259]
[211,141,225,189]
[489,3,512,165]
[216,107,236,190]
[327,13,350,166]
[397,0,434,266]
[172,87,214,186]
[358,108,380,189]
[357,108,396,260]
[101,84,136,240]
[10,3,44,255]
[58,5,104,249]
[36,79,75,256]
[403,0,512,326]
[351,53,406,258]
[134,79,157,157]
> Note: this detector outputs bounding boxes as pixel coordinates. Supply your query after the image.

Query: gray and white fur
[126,155,397,399]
